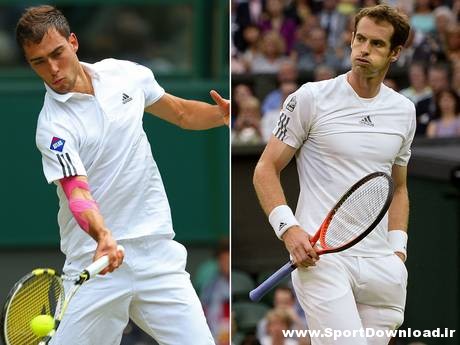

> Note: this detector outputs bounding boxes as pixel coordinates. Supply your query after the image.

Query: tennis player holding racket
[15,5,228,345]
[253,5,415,345]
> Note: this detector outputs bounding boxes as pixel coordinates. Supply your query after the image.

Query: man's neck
[71,64,94,95]
[347,69,386,98]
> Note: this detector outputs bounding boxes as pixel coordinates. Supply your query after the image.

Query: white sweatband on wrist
[269,205,300,240]
[388,230,408,260]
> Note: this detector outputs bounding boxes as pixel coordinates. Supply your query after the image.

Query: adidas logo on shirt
[359,115,374,127]
[122,93,133,104]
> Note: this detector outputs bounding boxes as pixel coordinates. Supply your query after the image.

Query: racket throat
[76,271,90,284]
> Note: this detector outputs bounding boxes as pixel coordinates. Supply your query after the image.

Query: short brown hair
[266,308,293,329]
[16,5,70,48]
[354,4,410,51]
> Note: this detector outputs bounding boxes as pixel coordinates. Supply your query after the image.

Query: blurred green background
[0,0,229,246]
[0,1,229,344]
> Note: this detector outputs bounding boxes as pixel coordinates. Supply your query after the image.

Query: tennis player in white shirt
[254,5,415,345]
[16,5,228,345]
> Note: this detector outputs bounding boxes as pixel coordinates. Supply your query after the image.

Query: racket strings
[5,274,63,345]
[322,175,390,249]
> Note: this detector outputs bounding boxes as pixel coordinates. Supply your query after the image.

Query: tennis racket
[1,245,124,345]
[249,171,394,302]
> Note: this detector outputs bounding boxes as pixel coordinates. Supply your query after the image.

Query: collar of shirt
[44,61,100,103]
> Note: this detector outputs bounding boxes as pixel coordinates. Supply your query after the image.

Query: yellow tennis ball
[30,315,55,337]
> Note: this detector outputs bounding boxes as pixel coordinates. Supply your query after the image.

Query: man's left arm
[388,164,409,262]
[145,90,229,130]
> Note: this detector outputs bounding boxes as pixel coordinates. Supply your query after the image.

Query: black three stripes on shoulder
[274,113,290,141]
[56,153,77,177]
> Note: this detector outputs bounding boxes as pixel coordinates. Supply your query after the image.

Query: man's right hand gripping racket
[249,171,394,302]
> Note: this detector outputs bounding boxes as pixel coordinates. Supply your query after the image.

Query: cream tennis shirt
[273,73,416,257]
[36,59,174,260]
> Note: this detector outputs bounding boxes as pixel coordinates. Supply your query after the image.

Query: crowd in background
[231,0,459,344]
[231,0,460,145]
[0,5,196,74]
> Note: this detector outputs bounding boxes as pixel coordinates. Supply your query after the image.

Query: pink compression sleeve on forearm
[60,176,90,198]
[60,177,99,232]
[68,199,99,233]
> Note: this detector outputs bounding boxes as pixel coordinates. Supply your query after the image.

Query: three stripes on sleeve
[56,153,77,177]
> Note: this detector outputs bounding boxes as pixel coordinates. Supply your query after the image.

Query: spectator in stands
[233,96,263,145]
[411,0,436,34]
[362,0,380,8]
[261,60,299,115]
[313,64,337,81]
[400,63,432,104]
[454,0,460,20]
[317,0,348,49]
[452,61,460,96]
[384,78,399,91]
[241,24,263,71]
[445,24,460,65]
[232,46,248,74]
[257,286,307,343]
[401,28,442,67]
[431,6,456,53]
[284,0,314,25]
[232,83,256,123]
[259,0,297,54]
[259,308,307,345]
[336,0,358,16]
[292,26,340,72]
[416,63,450,135]
[232,0,264,53]
[391,0,414,15]
[251,31,289,74]
[294,12,320,39]
[201,240,230,345]
[334,17,354,70]
[426,89,460,138]
[261,81,299,142]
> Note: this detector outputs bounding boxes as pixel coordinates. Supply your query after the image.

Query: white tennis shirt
[273,73,416,257]
[36,59,174,259]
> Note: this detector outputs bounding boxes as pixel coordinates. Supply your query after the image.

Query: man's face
[274,290,294,308]
[309,28,327,53]
[350,17,400,78]
[23,28,80,94]
[428,69,448,93]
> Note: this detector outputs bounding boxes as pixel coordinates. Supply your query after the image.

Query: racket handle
[85,245,125,278]
[249,261,296,302]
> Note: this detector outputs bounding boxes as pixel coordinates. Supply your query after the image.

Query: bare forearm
[388,185,409,232]
[253,138,297,214]
[146,92,228,130]
[82,209,112,241]
[180,100,225,130]
[253,160,288,215]
[63,179,112,241]
[60,176,121,271]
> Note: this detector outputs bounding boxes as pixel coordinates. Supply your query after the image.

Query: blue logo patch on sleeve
[50,136,66,152]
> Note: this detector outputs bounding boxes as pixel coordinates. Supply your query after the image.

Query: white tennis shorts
[50,236,215,345]
[292,253,407,345]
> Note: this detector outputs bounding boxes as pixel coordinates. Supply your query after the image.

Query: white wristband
[388,230,408,260]
[269,205,300,240]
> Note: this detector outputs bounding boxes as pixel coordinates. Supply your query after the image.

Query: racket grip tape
[249,261,296,302]
[85,245,125,278]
